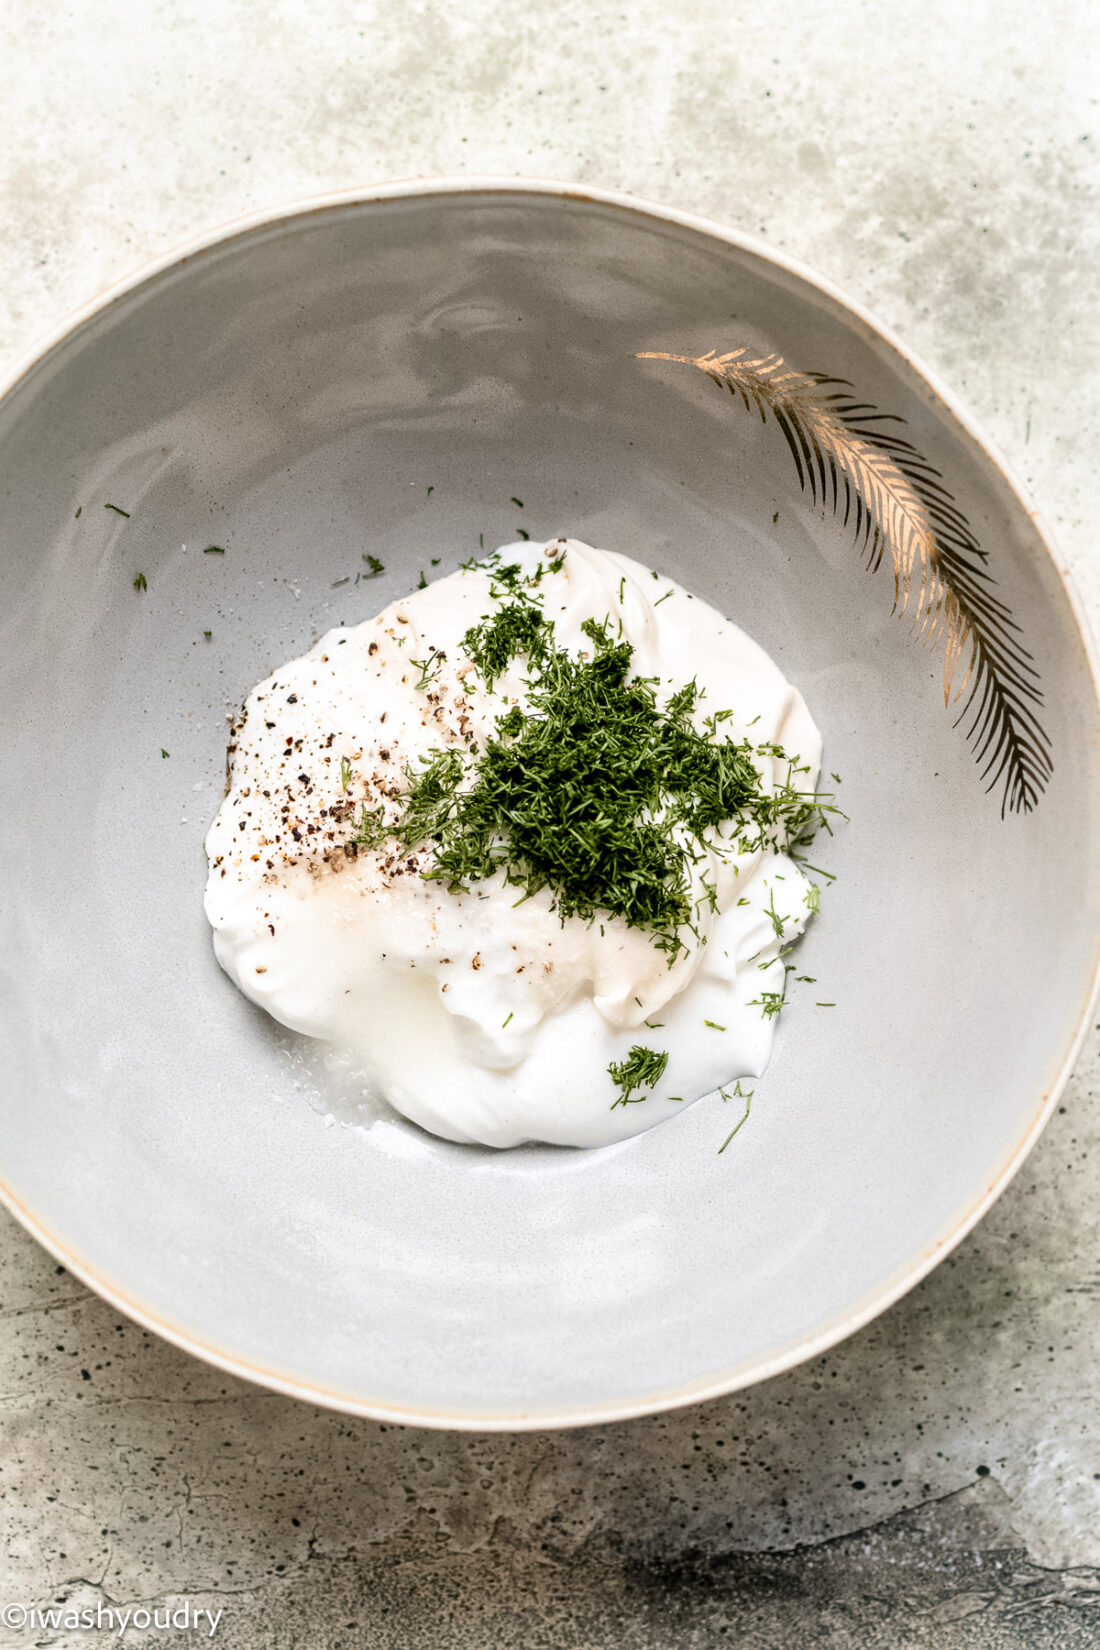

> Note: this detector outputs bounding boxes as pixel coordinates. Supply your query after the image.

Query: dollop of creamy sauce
[205,540,822,1147]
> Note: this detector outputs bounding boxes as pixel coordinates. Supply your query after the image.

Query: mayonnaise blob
[204,539,822,1147]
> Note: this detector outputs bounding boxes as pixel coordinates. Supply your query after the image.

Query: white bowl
[2,180,1098,1427]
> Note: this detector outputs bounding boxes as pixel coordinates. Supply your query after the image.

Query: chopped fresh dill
[395,748,465,844]
[668,1096,684,1103]
[609,1045,668,1107]
[653,590,672,606]
[816,1001,836,1007]
[353,804,389,849]
[203,629,212,639]
[718,1080,753,1153]
[132,572,147,592]
[345,582,839,968]
[502,1011,514,1028]
[643,1019,665,1029]
[427,485,434,496]
[516,528,530,540]
[796,861,836,883]
[764,886,784,939]
[704,1019,727,1031]
[511,497,524,508]
[202,545,225,555]
[749,989,786,1019]
[410,648,446,691]
[462,601,547,689]
[618,576,626,605]
[340,755,353,792]
[332,576,349,587]
[362,554,385,577]
[160,748,169,758]
[417,569,428,589]
[431,557,441,566]
[772,511,779,524]
[105,503,130,518]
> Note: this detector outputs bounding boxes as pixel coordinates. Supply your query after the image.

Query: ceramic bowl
[2,181,1098,1428]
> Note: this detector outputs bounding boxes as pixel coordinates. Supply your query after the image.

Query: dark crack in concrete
[10,1482,1100,1650]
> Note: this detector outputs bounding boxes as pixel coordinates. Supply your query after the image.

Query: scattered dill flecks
[133,572,147,592]
[202,545,225,555]
[353,804,388,849]
[427,485,434,496]
[718,1080,753,1154]
[411,648,446,691]
[704,1019,727,1031]
[511,496,524,508]
[331,576,349,587]
[654,590,672,607]
[417,570,428,589]
[160,748,169,759]
[609,1045,668,1107]
[816,1001,836,1007]
[75,506,82,519]
[340,756,353,793]
[796,975,816,983]
[502,1011,514,1028]
[668,1096,683,1103]
[431,557,441,566]
[516,528,530,541]
[105,502,130,518]
[796,860,836,883]
[772,511,779,524]
[362,554,385,577]
[749,990,785,1019]
[643,1019,665,1029]
[203,629,212,639]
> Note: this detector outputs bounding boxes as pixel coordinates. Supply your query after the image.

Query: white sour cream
[204,539,822,1147]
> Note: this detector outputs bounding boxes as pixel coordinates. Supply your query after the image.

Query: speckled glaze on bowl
[2,180,1098,1429]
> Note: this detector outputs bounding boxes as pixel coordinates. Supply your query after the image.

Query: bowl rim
[3,174,1099,1431]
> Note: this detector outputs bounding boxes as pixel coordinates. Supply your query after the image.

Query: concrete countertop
[1,3,1098,1645]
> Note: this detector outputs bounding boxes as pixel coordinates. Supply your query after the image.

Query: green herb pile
[356,552,833,966]
[609,1046,670,1107]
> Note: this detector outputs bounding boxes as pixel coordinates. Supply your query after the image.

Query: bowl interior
[2,187,1098,1423]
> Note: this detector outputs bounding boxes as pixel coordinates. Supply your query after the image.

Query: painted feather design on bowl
[637,346,1052,816]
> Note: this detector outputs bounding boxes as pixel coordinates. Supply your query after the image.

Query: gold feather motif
[636,347,1052,815]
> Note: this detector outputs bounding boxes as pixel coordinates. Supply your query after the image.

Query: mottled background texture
[2,2,1099,1645]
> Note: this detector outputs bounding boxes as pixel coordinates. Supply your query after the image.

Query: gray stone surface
[1,1,1098,1644]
